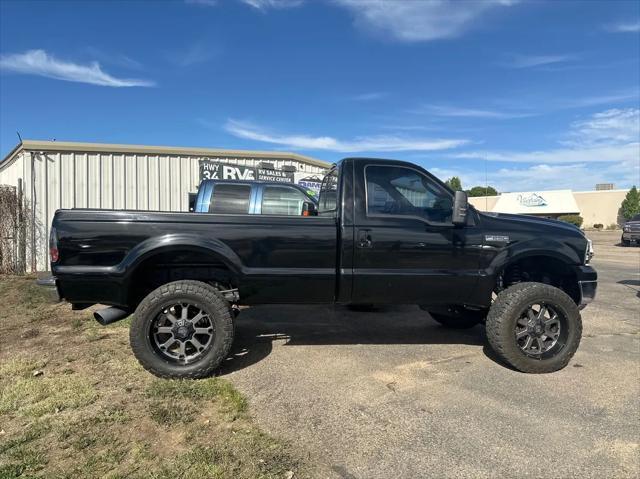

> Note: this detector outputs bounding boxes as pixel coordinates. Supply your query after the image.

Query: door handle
[358,230,373,248]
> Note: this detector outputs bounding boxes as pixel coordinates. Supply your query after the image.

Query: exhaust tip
[94,307,129,326]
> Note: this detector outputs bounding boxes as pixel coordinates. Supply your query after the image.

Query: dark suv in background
[621,214,640,246]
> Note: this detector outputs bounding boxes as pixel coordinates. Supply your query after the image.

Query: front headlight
[585,238,594,264]
[624,225,631,232]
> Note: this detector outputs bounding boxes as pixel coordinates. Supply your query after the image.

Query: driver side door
[351,163,479,305]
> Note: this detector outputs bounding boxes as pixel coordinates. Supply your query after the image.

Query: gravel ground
[224,230,640,479]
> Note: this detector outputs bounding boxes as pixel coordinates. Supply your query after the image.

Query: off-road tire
[130,280,234,379]
[486,282,582,373]
[621,236,630,247]
[429,312,482,329]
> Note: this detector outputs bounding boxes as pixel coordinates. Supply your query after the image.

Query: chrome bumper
[578,280,597,308]
[36,275,61,302]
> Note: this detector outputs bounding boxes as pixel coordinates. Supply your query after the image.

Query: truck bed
[52,209,338,307]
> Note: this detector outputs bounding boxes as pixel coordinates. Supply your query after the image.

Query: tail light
[49,227,59,263]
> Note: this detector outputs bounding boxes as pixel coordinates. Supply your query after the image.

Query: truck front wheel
[486,282,582,373]
[130,280,234,379]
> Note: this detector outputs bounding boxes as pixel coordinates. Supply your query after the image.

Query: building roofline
[572,188,630,194]
[1,140,331,169]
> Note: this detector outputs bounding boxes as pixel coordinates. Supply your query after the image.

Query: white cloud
[351,92,387,101]
[224,119,469,152]
[239,0,303,11]
[419,104,533,119]
[605,21,640,33]
[448,109,639,174]
[565,108,640,147]
[426,89,639,121]
[559,90,639,109]
[433,160,639,192]
[501,53,575,69]
[452,143,639,164]
[0,49,154,87]
[419,110,639,191]
[334,0,518,42]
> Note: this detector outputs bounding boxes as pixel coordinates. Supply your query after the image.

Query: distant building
[595,183,614,191]
[469,188,629,227]
[0,140,330,271]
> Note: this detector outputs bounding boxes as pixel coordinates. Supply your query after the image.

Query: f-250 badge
[485,234,510,243]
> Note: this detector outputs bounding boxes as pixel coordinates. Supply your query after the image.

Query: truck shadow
[219,304,505,375]
[617,279,640,299]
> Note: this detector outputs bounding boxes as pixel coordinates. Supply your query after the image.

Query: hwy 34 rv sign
[199,160,294,183]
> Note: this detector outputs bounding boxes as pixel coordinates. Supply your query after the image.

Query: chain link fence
[0,183,28,274]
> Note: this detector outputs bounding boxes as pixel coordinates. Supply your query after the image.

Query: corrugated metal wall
[0,149,326,272]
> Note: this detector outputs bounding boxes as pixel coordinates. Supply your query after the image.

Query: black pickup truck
[42,157,597,378]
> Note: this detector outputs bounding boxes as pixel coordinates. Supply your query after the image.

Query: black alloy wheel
[150,302,215,364]
[486,282,582,373]
[130,280,234,379]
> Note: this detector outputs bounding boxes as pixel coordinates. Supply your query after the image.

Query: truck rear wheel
[486,282,582,373]
[130,280,234,379]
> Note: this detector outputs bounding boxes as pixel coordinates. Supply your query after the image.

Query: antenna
[16,131,23,144]
[485,155,488,211]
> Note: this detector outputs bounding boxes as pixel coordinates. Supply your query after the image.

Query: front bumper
[36,275,61,302]
[574,265,597,308]
[622,232,640,241]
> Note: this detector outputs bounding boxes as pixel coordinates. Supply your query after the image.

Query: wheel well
[498,255,580,304]
[127,249,237,309]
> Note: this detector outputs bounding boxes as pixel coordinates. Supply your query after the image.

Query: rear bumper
[574,265,597,308]
[36,275,61,302]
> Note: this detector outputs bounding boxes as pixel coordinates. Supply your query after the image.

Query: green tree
[467,185,498,197]
[445,176,462,191]
[620,186,640,220]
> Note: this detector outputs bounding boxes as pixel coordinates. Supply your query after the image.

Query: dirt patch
[0,275,310,478]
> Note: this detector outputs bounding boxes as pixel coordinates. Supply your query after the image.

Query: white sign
[517,193,547,207]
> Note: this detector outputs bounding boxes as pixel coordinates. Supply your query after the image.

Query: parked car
[193,180,317,216]
[39,157,597,378]
[621,214,640,246]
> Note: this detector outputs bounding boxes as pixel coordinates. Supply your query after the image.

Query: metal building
[0,140,330,271]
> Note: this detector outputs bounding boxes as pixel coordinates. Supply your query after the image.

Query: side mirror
[452,191,468,225]
[302,201,318,216]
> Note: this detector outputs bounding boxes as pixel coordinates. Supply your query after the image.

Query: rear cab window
[208,184,251,214]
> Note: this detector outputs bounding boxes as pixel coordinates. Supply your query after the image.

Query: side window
[208,184,251,214]
[262,186,307,215]
[318,168,338,213]
[365,165,453,223]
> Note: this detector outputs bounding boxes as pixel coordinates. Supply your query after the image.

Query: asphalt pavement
[224,231,640,479]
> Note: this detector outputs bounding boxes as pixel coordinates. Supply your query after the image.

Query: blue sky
[1,0,639,192]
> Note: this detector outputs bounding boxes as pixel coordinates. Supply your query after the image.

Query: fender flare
[117,233,244,280]
[486,237,581,277]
